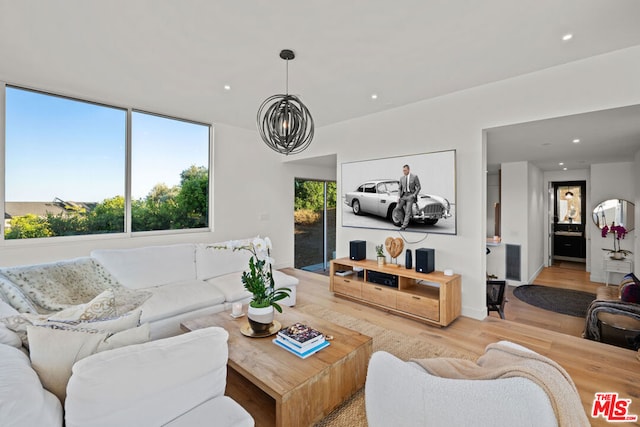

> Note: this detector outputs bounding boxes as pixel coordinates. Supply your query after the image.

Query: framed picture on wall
[341,150,457,235]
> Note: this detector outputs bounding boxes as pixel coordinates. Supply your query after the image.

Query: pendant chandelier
[257,49,314,155]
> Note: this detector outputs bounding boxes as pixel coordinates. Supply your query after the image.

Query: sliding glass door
[294,179,336,273]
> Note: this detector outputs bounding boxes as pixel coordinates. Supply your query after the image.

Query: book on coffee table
[277,323,324,349]
[273,337,330,359]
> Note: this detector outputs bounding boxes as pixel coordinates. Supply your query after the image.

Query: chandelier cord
[285,58,289,95]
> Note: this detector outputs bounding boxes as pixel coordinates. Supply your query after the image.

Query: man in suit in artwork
[397,164,421,230]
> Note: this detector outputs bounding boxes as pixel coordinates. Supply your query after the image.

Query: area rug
[300,305,478,427]
[513,284,596,318]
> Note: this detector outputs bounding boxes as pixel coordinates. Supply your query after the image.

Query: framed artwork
[341,150,456,235]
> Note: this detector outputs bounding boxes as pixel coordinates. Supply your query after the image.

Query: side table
[603,257,633,286]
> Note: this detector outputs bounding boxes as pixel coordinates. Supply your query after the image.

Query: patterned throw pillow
[619,273,640,303]
[0,308,142,348]
[47,289,117,322]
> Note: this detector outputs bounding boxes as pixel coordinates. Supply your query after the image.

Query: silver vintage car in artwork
[344,180,451,226]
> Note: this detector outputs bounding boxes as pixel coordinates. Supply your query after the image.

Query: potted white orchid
[212,237,290,332]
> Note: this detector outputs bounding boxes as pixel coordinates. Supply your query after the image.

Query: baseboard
[462,305,487,321]
[528,263,544,284]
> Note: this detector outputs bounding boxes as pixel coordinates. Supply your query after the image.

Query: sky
[5,87,210,202]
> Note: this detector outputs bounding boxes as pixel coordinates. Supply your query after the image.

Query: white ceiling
[486,104,640,173]
[1,1,640,169]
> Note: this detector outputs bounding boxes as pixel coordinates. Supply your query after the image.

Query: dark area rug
[513,284,596,317]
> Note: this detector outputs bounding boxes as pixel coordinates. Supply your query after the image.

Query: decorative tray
[240,320,281,338]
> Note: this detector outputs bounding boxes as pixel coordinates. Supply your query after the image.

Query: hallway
[491,262,601,337]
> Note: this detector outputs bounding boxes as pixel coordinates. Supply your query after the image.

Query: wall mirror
[592,199,635,231]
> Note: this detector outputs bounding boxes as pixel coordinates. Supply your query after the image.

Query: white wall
[527,163,545,283]
[302,45,640,320]
[589,162,636,283]
[1,45,639,320]
[501,162,528,284]
[486,172,500,238]
[498,161,544,285]
[486,170,504,279]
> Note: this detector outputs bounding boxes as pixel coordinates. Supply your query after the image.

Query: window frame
[0,82,214,244]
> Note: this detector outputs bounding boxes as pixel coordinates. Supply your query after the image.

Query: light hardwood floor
[282,265,640,427]
[496,261,602,337]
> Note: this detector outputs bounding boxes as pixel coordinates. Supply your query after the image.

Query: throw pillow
[0,298,19,318]
[47,288,117,322]
[0,308,142,348]
[28,323,150,404]
[0,323,22,348]
[619,273,640,303]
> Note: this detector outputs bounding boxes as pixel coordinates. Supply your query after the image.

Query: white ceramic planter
[247,305,274,332]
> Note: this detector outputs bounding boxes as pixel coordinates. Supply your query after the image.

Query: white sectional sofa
[0,237,297,426]
[0,238,298,339]
[91,241,298,338]
[1,320,254,427]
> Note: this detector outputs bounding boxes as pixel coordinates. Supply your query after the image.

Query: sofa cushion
[28,323,150,404]
[195,241,252,280]
[0,300,22,347]
[0,257,122,313]
[91,244,197,289]
[0,344,63,427]
[139,280,226,323]
[65,327,229,427]
[164,395,254,427]
[0,324,22,348]
[205,270,298,304]
[0,298,19,318]
[205,272,252,302]
[272,269,299,287]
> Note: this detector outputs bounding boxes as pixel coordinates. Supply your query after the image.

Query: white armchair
[65,327,253,427]
[365,349,559,427]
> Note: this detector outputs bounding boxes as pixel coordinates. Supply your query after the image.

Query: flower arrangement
[211,237,290,312]
[601,222,632,258]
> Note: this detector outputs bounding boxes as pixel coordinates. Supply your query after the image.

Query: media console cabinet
[329,257,462,327]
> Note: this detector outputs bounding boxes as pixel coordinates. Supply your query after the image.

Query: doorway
[551,181,586,266]
[294,179,336,273]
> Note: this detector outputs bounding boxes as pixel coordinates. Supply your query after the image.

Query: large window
[131,112,210,232]
[3,86,211,239]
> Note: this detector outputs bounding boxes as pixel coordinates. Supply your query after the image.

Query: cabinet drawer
[333,277,362,298]
[604,260,633,274]
[362,284,397,309]
[396,292,439,321]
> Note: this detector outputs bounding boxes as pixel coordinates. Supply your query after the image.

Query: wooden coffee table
[181,307,372,427]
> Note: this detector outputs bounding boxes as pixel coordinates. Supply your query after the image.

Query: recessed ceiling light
[572,138,580,143]
[371,94,378,100]
[562,33,573,41]
[223,85,231,91]
[563,167,568,171]
[559,162,564,166]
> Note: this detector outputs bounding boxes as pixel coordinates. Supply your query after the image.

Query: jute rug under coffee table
[181,306,372,427]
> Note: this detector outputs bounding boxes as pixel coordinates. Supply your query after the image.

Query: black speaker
[349,240,366,260]
[415,248,435,273]
[405,249,412,269]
